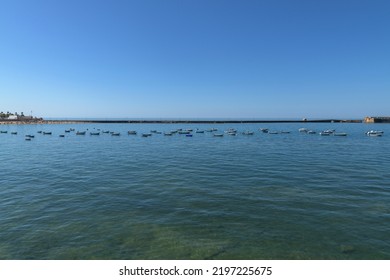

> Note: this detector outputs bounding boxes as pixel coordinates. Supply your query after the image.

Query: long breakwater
[1,119,363,125]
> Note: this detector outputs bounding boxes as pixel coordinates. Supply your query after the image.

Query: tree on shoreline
[0,111,17,119]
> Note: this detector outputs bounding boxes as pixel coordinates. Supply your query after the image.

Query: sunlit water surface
[0,123,389,259]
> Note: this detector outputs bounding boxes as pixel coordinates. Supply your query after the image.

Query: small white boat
[76,131,86,135]
[127,130,137,135]
[318,129,335,136]
[164,132,173,136]
[242,131,254,135]
[334,132,347,136]
[111,132,120,136]
[319,131,332,136]
[226,131,237,136]
[225,128,237,134]
[299,128,309,133]
[307,130,316,134]
[366,130,384,137]
[260,128,269,133]
[323,129,335,134]
[178,130,191,134]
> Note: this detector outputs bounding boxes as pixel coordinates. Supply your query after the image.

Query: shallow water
[0,123,389,259]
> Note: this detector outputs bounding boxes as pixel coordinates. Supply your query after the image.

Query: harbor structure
[364,116,390,123]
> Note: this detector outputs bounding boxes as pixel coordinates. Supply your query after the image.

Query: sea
[0,122,389,260]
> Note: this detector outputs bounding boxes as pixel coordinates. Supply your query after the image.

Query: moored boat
[76,131,86,135]
[178,130,191,135]
[323,129,335,134]
[366,130,384,137]
[142,133,152,137]
[225,128,237,134]
[242,131,254,135]
[319,131,332,136]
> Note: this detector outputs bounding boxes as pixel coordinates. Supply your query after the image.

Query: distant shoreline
[0,119,363,125]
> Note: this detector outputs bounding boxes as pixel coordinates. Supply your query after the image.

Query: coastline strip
[1,119,362,125]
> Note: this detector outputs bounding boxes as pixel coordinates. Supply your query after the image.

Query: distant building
[7,115,17,120]
[17,115,33,120]
[364,116,390,123]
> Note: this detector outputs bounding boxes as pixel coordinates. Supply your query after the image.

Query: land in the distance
[3,111,388,124]
[0,118,363,125]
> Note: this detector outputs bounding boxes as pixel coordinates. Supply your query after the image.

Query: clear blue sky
[1,0,389,119]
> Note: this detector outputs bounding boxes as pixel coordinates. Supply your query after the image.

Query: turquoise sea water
[0,123,389,259]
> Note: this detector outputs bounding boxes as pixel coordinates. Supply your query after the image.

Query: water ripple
[1,123,390,259]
